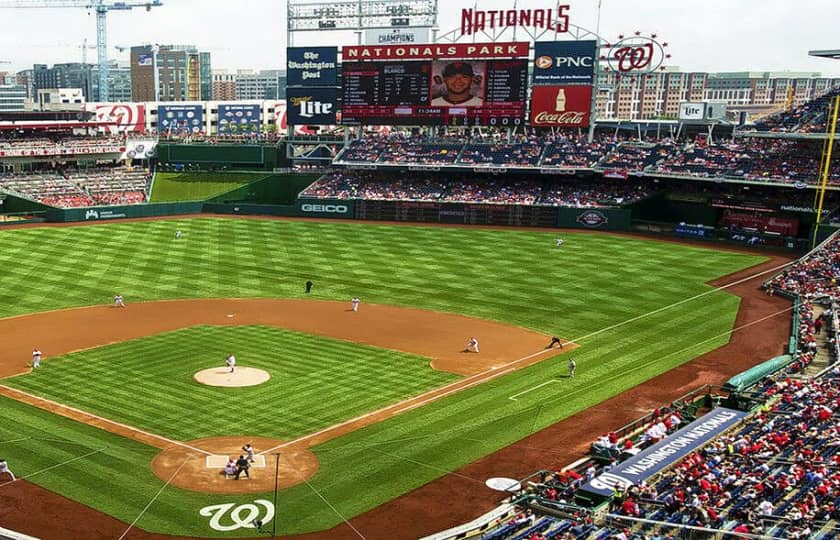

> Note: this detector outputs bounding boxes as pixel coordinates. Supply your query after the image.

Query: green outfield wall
[156,143,286,170]
[46,202,204,222]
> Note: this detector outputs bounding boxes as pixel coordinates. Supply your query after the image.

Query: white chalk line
[259,346,561,455]
[263,258,790,454]
[301,476,367,540]
[118,456,192,540]
[508,380,560,401]
[0,447,106,488]
[0,385,212,456]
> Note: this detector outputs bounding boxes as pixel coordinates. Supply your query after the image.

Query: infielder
[0,459,15,481]
[32,348,42,369]
[351,296,360,312]
[568,358,577,379]
[114,294,125,308]
[226,353,236,373]
[465,337,479,353]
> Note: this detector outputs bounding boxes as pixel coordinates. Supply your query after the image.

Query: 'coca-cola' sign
[530,85,591,127]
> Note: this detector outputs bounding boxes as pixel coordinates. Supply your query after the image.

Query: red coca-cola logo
[533,111,585,125]
[529,85,592,127]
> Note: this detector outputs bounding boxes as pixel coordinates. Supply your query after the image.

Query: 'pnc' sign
[532,41,597,86]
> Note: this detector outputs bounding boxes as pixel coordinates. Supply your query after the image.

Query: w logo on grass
[199,499,275,531]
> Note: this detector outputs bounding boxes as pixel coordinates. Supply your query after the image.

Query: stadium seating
[0,167,151,208]
[753,87,840,133]
[0,136,124,157]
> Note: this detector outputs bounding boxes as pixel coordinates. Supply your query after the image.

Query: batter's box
[205,454,266,469]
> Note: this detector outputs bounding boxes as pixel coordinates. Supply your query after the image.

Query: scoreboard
[341,42,529,126]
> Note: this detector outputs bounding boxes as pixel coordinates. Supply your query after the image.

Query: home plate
[206,454,266,469]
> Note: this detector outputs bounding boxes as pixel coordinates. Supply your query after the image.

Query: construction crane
[0,0,163,101]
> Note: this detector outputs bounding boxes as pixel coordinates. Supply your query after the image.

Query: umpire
[234,454,250,480]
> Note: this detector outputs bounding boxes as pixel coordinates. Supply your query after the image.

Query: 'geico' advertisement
[296,200,353,218]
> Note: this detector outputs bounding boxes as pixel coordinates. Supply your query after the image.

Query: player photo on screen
[430,60,487,107]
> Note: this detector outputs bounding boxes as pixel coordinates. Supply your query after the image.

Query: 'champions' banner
[530,85,592,127]
[580,407,748,497]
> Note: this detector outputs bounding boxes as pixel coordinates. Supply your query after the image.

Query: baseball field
[0,216,770,538]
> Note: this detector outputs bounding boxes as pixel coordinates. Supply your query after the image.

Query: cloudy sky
[1,0,838,76]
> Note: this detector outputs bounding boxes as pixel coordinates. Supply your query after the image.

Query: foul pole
[812,94,840,249]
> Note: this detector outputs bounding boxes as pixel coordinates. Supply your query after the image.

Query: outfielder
[32,348,42,369]
[175,229,182,239]
[226,353,236,373]
[556,238,564,247]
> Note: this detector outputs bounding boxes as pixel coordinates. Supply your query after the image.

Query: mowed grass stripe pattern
[4,325,457,441]
[0,219,764,336]
[149,172,269,202]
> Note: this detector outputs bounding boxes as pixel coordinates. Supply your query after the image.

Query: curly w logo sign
[200,500,275,531]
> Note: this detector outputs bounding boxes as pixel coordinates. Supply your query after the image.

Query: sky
[0,0,838,76]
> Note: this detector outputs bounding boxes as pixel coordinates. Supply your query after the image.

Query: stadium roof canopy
[809,49,840,60]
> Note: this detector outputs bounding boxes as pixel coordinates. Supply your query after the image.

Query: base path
[0,254,792,540]
[0,298,560,379]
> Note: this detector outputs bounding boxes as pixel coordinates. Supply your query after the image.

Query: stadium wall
[155,143,286,171]
[206,174,319,205]
[46,202,204,222]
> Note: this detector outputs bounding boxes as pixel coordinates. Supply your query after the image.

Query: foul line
[118,456,192,540]
[259,346,562,455]
[301,476,367,540]
[0,447,106,488]
[0,385,212,456]
[508,380,559,401]
[567,259,793,345]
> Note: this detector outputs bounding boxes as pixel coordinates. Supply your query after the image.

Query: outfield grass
[149,172,269,202]
[0,218,768,536]
[4,325,457,441]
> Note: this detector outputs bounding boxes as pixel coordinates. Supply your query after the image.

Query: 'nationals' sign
[460,6,570,36]
[342,42,529,61]
[530,85,592,127]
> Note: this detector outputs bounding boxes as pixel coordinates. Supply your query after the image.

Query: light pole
[272,452,280,537]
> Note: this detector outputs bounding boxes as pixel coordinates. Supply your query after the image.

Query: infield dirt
[0,254,794,540]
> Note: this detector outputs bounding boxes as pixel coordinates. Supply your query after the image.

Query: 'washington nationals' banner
[217,104,261,134]
[530,85,592,127]
[89,103,146,134]
[579,407,748,498]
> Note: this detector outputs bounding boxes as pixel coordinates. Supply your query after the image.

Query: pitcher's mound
[194,367,270,387]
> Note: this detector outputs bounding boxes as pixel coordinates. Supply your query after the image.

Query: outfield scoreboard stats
[341,42,529,126]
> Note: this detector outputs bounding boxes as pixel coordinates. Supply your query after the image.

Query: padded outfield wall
[155,143,287,171]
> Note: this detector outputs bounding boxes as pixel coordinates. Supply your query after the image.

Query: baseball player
[305,280,313,294]
[0,459,15,481]
[114,294,125,308]
[32,347,42,369]
[351,296,360,312]
[556,238,564,247]
[465,337,479,353]
[547,336,564,349]
[175,229,182,239]
[242,443,256,463]
[226,353,236,373]
[568,357,577,379]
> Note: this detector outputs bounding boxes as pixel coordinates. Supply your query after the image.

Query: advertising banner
[158,104,204,134]
[342,42,529,61]
[679,102,706,121]
[122,138,158,160]
[532,40,597,86]
[530,85,592,127]
[218,103,262,134]
[286,88,338,125]
[286,46,338,87]
[137,54,153,66]
[366,28,431,46]
[580,408,749,497]
[91,103,146,134]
